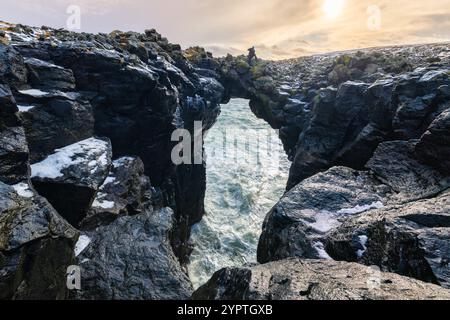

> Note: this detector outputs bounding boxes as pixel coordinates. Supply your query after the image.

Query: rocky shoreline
[1,21,449,299]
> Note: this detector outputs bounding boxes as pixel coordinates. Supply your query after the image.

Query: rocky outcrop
[73,208,192,300]
[0,84,29,184]
[80,156,160,230]
[31,137,112,228]
[257,166,391,263]
[1,22,226,300]
[0,181,78,299]
[24,57,75,91]
[257,138,450,287]
[325,190,450,288]
[1,22,226,266]
[415,108,450,175]
[18,92,95,163]
[193,259,450,300]
[1,21,450,300]
[188,44,450,190]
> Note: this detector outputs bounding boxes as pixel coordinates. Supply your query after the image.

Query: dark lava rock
[415,108,450,175]
[366,140,450,202]
[0,45,27,88]
[325,190,450,288]
[0,181,78,299]
[0,84,29,184]
[193,259,450,300]
[24,57,76,91]
[19,95,94,163]
[80,156,156,230]
[31,137,112,227]
[258,139,450,287]
[2,22,226,267]
[73,208,192,300]
[257,166,391,264]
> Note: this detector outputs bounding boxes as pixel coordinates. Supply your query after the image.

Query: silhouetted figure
[248,46,258,64]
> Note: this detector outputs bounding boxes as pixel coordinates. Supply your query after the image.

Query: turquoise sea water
[188,98,291,289]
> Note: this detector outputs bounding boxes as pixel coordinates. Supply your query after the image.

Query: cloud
[1,0,449,59]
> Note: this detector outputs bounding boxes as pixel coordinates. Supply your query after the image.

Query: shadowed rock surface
[73,208,192,300]
[0,84,29,184]
[325,190,450,289]
[257,139,450,287]
[0,181,78,299]
[193,259,450,300]
[31,137,112,228]
[80,156,160,230]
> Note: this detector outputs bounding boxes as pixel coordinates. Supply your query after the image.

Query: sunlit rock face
[193,259,450,300]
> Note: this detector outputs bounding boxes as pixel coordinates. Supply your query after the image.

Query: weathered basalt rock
[24,57,75,91]
[31,137,112,228]
[415,108,450,175]
[193,259,450,300]
[80,156,158,230]
[0,181,78,299]
[73,208,192,300]
[258,138,450,287]
[18,94,94,163]
[366,140,450,201]
[325,190,450,288]
[257,166,391,263]
[0,84,29,184]
[0,44,27,88]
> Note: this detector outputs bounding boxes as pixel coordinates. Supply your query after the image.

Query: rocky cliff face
[1,20,449,300]
[0,22,225,299]
[187,44,450,299]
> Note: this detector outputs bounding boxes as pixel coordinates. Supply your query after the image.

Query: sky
[1,0,450,60]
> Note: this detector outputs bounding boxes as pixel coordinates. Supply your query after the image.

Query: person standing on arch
[248,46,258,64]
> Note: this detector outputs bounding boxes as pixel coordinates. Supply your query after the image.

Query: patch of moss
[0,37,9,45]
[235,59,250,70]
[250,62,267,79]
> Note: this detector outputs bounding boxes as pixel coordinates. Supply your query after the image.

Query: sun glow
[322,0,347,19]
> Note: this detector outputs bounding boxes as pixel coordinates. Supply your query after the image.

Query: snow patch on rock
[12,183,34,198]
[31,137,110,179]
[357,235,369,258]
[313,242,332,260]
[92,198,115,209]
[337,201,384,215]
[18,88,49,97]
[17,105,35,112]
[309,210,340,233]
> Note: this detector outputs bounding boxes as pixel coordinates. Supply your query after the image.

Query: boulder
[24,57,75,91]
[73,208,192,300]
[19,96,94,163]
[80,156,157,230]
[0,84,29,184]
[193,259,450,300]
[0,181,78,299]
[257,166,391,263]
[366,140,450,202]
[415,108,450,175]
[393,95,435,140]
[0,45,27,88]
[31,137,112,227]
[325,190,450,288]
[287,82,369,189]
